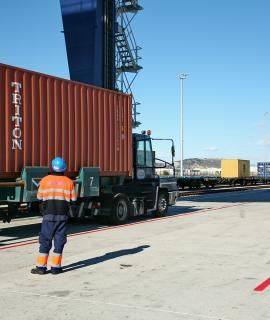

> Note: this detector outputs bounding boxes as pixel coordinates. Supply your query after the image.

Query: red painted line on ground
[0,240,38,250]
[254,278,270,292]
[0,202,250,251]
[68,202,250,238]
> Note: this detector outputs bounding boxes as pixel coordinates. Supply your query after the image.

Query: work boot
[31,267,47,275]
[51,267,63,275]
[51,253,63,274]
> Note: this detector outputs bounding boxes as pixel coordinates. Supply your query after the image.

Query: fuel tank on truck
[0,63,133,179]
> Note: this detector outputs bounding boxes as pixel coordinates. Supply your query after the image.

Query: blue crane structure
[60,0,142,127]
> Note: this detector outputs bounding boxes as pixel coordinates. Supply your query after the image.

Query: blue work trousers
[39,220,67,255]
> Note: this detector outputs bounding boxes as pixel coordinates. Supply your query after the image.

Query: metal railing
[115,0,143,128]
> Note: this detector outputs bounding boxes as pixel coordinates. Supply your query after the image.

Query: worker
[31,157,76,275]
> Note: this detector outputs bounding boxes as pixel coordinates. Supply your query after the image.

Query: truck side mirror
[171,146,175,157]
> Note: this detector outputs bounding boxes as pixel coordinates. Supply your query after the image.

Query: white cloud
[205,146,218,152]
[258,138,270,146]
[254,121,267,128]
[255,113,270,128]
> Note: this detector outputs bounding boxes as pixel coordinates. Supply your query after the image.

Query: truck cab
[108,132,178,224]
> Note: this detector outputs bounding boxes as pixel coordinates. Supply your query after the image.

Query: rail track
[178,183,270,197]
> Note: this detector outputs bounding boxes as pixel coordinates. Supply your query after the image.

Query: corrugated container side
[257,162,270,178]
[221,159,250,178]
[238,160,250,177]
[0,63,133,179]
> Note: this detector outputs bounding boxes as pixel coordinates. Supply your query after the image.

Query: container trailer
[0,63,178,223]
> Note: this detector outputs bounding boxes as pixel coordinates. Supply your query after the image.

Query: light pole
[180,73,188,176]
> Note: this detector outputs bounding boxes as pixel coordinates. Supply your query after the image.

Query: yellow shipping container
[221,159,250,178]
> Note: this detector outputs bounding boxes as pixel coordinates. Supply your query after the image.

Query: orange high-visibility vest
[37,174,76,216]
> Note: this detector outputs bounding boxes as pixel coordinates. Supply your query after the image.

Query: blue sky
[1,1,270,165]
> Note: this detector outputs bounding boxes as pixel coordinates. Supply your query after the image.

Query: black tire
[109,195,129,225]
[153,192,168,218]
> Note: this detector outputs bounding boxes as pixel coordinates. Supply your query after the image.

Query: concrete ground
[1,188,270,320]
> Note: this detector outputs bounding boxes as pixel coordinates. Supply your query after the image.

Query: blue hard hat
[51,157,67,172]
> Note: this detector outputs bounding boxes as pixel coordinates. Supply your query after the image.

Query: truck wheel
[153,192,168,218]
[110,195,129,225]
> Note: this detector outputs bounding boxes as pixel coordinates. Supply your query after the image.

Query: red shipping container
[0,63,133,179]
